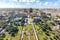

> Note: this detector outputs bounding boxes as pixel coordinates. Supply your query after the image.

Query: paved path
[32,23,38,40]
[28,32,30,40]
[20,27,25,40]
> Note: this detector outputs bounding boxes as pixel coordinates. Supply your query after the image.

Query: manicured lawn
[30,34,35,40]
[18,26,22,30]
[35,25,47,40]
[25,24,33,30]
[24,24,35,40]
[23,34,28,40]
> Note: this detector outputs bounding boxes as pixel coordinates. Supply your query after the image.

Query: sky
[0,0,60,8]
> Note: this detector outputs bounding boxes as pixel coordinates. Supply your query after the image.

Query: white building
[52,24,60,30]
[56,25,60,29]
[14,17,22,21]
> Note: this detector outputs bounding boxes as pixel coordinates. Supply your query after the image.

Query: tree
[0,33,5,40]
[9,27,18,37]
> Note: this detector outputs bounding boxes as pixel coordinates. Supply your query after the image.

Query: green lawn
[25,24,33,30]
[35,25,47,40]
[24,24,35,40]
[23,34,28,40]
[18,26,22,30]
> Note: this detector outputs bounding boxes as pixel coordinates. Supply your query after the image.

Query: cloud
[44,2,49,5]
[0,0,60,8]
[0,2,20,8]
[8,0,40,2]
[9,0,18,2]
[20,0,36,2]
[42,2,60,8]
